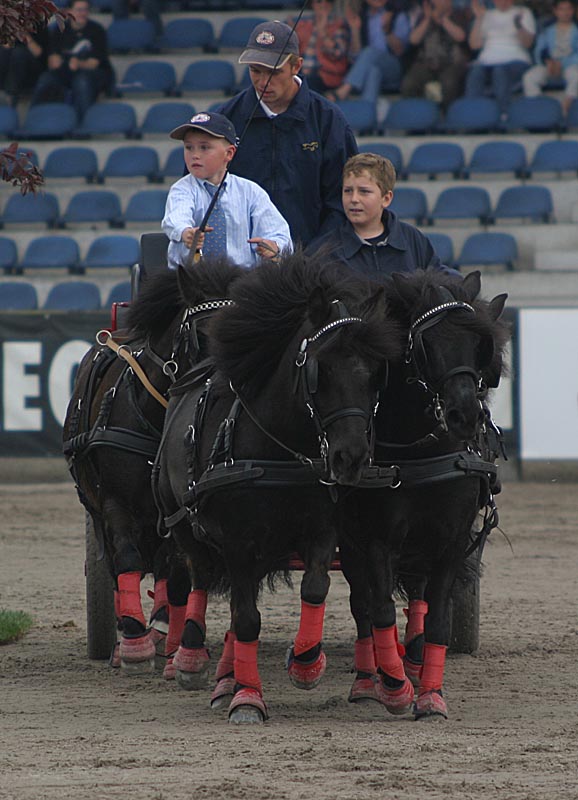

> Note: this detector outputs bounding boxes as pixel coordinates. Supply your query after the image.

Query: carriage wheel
[85,512,117,660]
[449,548,482,654]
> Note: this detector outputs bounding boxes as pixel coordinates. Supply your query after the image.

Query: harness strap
[390,451,498,488]
[102,332,168,409]
[64,427,160,459]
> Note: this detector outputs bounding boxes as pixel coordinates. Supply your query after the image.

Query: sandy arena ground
[1,478,577,800]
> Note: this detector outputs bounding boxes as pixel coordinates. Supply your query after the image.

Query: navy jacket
[306,210,456,282]
[216,80,358,247]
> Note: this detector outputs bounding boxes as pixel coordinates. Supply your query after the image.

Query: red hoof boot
[162,654,176,681]
[228,688,268,724]
[414,689,448,720]
[348,675,382,704]
[376,675,415,715]
[109,642,121,669]
[287,648,327,690]
[119,632,156,673]
[173,646,210,690]
[210,675,236,710]
[403,656,422,688]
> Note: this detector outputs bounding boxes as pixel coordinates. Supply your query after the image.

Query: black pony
[63,257,243,673]
[154,251,403,723]
[340,269,509,720]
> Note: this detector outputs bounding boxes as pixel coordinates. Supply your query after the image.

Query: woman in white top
[465,0,536,115]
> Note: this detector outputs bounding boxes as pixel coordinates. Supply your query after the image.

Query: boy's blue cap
[169,112,238,145]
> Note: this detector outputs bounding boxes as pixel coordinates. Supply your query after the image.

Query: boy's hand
[182,226,213,250]
[248,238,280,260]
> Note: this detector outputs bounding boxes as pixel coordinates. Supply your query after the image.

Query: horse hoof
[162,655,176,681]
[228,688,268,724]
[376,676,415,715]
[119,632,156,674]
[173,645,210,690]
[210,676,236,710]
[120,657,155,675]
[287,648,327,690]
[348,676,381,704]
[403,656,422,688]
[414,689,448,721]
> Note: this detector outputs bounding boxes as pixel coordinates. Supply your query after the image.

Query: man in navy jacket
[215,20,358,248]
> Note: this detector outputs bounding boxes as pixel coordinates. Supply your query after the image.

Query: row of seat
[0,235,138,274]
[0,280,130,311]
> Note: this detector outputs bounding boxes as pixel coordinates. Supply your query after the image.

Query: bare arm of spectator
[383,11,406,57]
[468,0,486,51]
[409,3,432,46]
[440,13,467,43]
[345,3,362,57]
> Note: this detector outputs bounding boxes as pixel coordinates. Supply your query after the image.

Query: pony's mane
[210,250,402,391]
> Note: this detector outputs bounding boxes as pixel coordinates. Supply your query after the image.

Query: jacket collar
[341,210,408,258]
[240,78,311,123]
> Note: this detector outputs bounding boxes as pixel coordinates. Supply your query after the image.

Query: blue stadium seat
[1,193,60,228]
[106,281,132,306]
[106,19,156,52]
[20,236,80,271]
[0,281,38,310]
[465,141,527,178]
[383,99,439,134]
[162,18,216,50]
[179,60,236,94]
[336,99,377,134]
[426,232,454,266]
[118,61,177,95]
[389,188,428,225]
[357,142,403,174]
[83,235,139,269]
[527,140,578,176]
[442,97,500,133]
[0,237,18,274]
[429,187,491,225]
[564,97,578,128]
[492,185,553,223]
[75,102,137,138]
[236,66,252,92]
[505,96,563,133]
[162,147,185,178]
[43,281,101,311]
[0,106,18,138]
[44,146,99,182]
[405,142,465,180]
[62,191,122,226]
[123,190,169,223]
[101,146,160,181]
[139,102,196,135]
[218,17,267,49]
[14,103,77,139]
[456,232,517,271]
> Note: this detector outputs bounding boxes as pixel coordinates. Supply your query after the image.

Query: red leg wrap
[419,643,447,693]
[403,599,428,644]
[216,630,236,681]
[165,603,187,656]
[294,601,326,657]
[234,639,262,694]
[373,624,406,682]
[185,589,207,632]
[354,637,377,675]
[149,578,168,618]
[117,572,145,626]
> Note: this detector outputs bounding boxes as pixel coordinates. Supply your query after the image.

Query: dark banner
[0,312,109,456]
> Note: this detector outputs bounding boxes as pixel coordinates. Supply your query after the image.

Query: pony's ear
[307,286,332,327]
[390,272,418,307]
[488,293,508,321]
[461,270,481,303]
[360,286,387,319]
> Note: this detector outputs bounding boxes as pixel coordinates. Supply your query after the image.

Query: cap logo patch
[191,113,211,123]
[256,31,275,46]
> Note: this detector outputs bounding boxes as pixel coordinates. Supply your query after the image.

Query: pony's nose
[330,443,370,486]
[446,405,481,440]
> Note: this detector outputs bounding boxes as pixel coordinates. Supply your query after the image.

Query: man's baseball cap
[169,112,238,145]
[239,20,299,69]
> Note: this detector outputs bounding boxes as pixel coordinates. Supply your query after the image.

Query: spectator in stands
[331,0,413,102]
[31,0,114,118]
[522,0,578,115]
[286,0,352,96]
[215,20,357,248]
[465,0,536,117]
[0,26,50,106]
[306,152,449,278]
[112,0,163,39]
[163,111,292,270]
[400,0,471,109]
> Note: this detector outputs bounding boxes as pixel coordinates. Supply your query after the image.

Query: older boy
[163,112,292,270]
[307,152,451,279]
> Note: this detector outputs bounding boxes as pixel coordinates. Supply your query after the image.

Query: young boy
[307,152,450,280]
[162,111,292,269]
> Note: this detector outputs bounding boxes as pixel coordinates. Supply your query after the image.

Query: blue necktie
[203,182,227,257]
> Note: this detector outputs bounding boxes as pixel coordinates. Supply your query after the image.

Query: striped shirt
[162,173,293,270]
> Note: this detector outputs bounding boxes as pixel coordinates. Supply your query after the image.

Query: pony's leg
[172,587,211,690]
[116,570,156,674]
[210,615,237,709]
[228,579,268,725]
[287,527,335,690]
[162,554,190,681]
[402,579,428,687]
[148,541,172,658]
